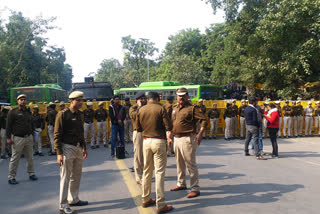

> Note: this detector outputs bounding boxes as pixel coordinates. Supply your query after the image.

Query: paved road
[1,136,320,214]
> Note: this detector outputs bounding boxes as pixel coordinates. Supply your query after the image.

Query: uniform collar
[69,107,78,113]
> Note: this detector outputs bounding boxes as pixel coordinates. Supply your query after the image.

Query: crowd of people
[0,90,320,214]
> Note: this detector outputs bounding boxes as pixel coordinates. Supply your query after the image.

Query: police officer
[207,103,220,139]
[275,101,282,137]
[304,101,314,137]
[231,100,239,138]
[95,102,108,147]
[32,106,45,156]
[7,94,38,185]
[169,87,207,199]
[224,101,233,140]
[54,91,88,214]
[164,95,174,156]
[282,101,292,138]
[0,106,11,159]
[47,102,57,155]
[314,101,320,136]
[137,92,173,213]
[129,92,147,184]
[123,97,133,143]
[238,100,247,139]
[291,101,298,137]
[83,102,95,149]
[196,99,207,139]
[296,101,304,137]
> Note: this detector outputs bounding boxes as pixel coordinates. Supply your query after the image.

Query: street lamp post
[139,38,150,82]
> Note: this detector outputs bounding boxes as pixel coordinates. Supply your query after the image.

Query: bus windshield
[80,87,113,101]
[13,88,45,101]
[200,87,223,100]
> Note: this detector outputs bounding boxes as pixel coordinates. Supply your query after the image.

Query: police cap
[17,94,27,100]
[125,97,130,101]
[176,87,188,96]
[69,91,84,99]
[135,92,146,100]
[59,101,65,106]
[98,101,104,106]
[87,102,93,106]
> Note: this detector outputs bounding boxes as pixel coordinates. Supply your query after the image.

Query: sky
[1,0,225,82]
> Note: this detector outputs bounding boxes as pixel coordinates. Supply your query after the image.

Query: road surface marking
[115,158,155,214]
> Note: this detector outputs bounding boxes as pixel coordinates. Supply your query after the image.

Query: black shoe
[129,167,134,172]
[38,152,44,156]
[245,153,250,156]
[96,145,100,148]
[69,200,88,206]
[1,155,7,159]
[21,154,25,158]
[33,151,39,156]
[48,151,56,156]
[91,145,95,149]
[29,175,38,181]
[8,153,11,158]
[8,179,19,185]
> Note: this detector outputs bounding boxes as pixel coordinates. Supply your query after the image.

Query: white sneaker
[60,207,74,214]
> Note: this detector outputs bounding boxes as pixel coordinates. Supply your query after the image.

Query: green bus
[10,84,67,105]
[115,81,223,101]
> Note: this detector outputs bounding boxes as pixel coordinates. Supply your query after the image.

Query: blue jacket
[244,105,260,127]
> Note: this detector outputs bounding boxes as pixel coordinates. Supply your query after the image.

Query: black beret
[136,92,146,100]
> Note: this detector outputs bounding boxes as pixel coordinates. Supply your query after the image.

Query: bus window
[200,87,223,100]
[13,88,45,102]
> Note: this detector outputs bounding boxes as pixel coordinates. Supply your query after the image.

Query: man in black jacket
[109,95,126,158]
[244,97,266,160]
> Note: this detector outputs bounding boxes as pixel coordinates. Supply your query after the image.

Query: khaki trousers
[142,138,167,210]
[305,117,313,136]
[124,119,133,142]
[210,118,219,138]
[1,128,7,156]
[174,135,200,192]
[292,116,298,137]
[232,117,238,137]
[47,125,55,151]
[239,117,246,138]
[84,123,95,145]
[8,135,35,179]
[133,131,144,182]
[314,116,320,135]
[278,117,282,136]
[297,116,303,136]
[283,116,292,137]
[59,144,83,209]
[33,128,42,153]
[224,117,232,139]
[96,121,107,144]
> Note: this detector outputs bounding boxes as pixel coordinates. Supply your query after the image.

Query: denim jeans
[111,124,125,156]
[250,123,263,152]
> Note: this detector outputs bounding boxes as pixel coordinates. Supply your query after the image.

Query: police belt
[143,136,165,140]
[174,133,193,138]
[84,121,93,124]
[305,115,312,117]
[14,134,31,138]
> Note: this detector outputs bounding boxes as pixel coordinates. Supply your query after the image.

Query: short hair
[113,95,120,100]
[147,91,160,100]
[269,103,276,108]
[249,97,257,104]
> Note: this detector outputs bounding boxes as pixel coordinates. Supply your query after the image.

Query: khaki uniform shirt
[83,109,94,123]
[95,109,108,122]
[238,106,246,117]
[207,109,220,119]
[231,105,238,117]
[32,113,45,129]
[47,109,57,126]
[163,103,173,120]
[223,107,233,119]
[304,106,314,117]
[283,106,292,116]
[296,105,303,116]
[137,103,172,138]
[172,102,207,134]
[123,103,132,120]
[129,104,139,131]
[54,108,86,155]
[6,106,33,138]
